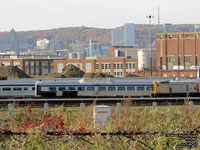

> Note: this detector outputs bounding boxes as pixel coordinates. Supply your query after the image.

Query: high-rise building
[124,23,135,46]
[111,29,124,46]
[88,40,99,57]
[195,24,200,32]
[163,24,173,33]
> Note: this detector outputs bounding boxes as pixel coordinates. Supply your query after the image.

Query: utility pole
[146,15,154,79]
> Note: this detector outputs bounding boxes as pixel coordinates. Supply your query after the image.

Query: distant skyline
[0,0,200,32]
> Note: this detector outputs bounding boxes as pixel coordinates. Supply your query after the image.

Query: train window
[137,87,145,91]
[68,87,76,91]
[59,87,66,91]
[87,87,95,91]
[32,87,35,90]
[3,88,11,91]
[78,87,85,91]
[127,86,135,91]
[146,87,154,91]
[98,87,106,91]
[49,87,56,91]
[24,87,28,91]
[117,87,125,91]
[108,87,116,91]
[13,87,22,91]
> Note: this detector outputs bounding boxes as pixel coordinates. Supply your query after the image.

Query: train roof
[0,77,200,85]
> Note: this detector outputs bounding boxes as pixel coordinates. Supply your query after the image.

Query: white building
[36,39,49,49]
[138,49,156,71]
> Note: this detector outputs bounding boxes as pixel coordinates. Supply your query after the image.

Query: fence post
[189,101,194,118]
[116,102,121,115]
[8,103,14,119]
[93,105,111,129]
[152,102,157,110]
[44,103,49,114]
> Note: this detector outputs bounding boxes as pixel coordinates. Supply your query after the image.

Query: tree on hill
[62,64,85,78]
[0,66,30,79]
[83,72,113,78]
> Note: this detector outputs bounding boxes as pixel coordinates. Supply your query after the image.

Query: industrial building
[0,55,64,76]
[155,32,200,77]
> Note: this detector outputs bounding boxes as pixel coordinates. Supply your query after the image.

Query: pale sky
[0,0,199,32]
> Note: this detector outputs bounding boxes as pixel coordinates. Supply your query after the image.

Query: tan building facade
[54,57,137,77]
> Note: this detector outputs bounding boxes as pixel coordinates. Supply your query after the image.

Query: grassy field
[0,102,199,149]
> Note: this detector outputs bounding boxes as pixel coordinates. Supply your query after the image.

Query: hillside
[0,24,196,50]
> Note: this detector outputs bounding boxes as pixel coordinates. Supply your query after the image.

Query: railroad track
[0,97,199,107]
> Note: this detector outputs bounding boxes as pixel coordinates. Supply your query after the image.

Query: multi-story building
[163,24,173,33]
[111,29,124,46]
[124,23,135,47]
[195,24,200,32]
[109,46,138,59]
[54,56,137,78]
[0,55,64,75]
[156,32,200,77]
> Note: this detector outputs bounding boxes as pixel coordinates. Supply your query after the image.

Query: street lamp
[146,15,154,79]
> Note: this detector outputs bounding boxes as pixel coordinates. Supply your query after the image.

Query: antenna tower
[158,6,160,25]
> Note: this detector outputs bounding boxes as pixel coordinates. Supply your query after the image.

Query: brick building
[155,32,200,77]
[54,56,137,77]
[0,55,64,75]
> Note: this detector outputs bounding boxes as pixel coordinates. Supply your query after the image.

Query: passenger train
[0,77,199,98]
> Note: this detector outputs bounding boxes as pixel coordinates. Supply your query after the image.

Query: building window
[108,64,111,69]
[132,63,135,69]
[114,64,116,69]
[184,56,192,70]
[101,64,104,69]
[167,56,175,70]
[80,64,83,70]
[13,61,20,68]
[105,64,108,69]
[120,64,123,69]
[57,64,64,73]
[126,64,128,69]
[96,64,99,70]
[2,62,10,67]
[129,63,132,69]
[117,64,119,69]
[85,63,92,71]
